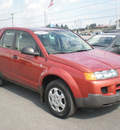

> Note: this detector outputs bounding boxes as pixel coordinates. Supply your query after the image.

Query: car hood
[49,49,120,72]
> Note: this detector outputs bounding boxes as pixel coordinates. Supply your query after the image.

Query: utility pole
[116,0,119,29]
[10,13,14,27]
[44,12,47,27]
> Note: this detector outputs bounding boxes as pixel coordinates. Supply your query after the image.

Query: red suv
[0,27,120,118]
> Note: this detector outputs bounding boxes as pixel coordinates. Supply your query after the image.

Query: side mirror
[21,46,39,56]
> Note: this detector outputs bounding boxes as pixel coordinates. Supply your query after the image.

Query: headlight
[94,69,118,80]
[84,69,118,80]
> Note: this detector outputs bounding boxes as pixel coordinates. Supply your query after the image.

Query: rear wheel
[0,77,5,87]
[45,79,77,118]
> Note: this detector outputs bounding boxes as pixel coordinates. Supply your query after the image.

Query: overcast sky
[0,0,120,29]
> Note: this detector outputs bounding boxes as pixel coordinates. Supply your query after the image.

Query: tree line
[46,23,69,29]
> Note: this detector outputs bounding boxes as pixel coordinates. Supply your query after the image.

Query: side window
[0,37,2,47]
[1,30,15,48]
[0,30,2,46]
[114,38,120,45]
[15,31,36,51]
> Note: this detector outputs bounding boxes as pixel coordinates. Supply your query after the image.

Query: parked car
[107,29,120,33]
[1,27,120,118]
[87,33,120,54]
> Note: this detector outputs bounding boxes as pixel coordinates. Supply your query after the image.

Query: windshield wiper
[52,51,68,54]
[92,44,105,47]
[52,49,91,54]
[58,52,67,54]
[70,49,91,53]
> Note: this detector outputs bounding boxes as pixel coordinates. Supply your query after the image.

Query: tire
[0,77,5,87]
[45,79,77,118]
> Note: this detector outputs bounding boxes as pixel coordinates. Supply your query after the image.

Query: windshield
[34,30,92,54]
[88,35,116,47]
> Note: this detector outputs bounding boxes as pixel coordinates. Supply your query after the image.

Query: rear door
[11,30,45,90]
[0,30,16,80]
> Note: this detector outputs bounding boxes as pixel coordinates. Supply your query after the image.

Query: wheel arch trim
[38,67,82,99]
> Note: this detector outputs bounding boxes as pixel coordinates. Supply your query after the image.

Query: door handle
[13,55,17,59]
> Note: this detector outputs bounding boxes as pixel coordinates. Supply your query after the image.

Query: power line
[57,15,117,24]
[48,8,118,22]
[15,14,117,26]
[0,0,117,26]
[48,0,115,15]
[0,18,11,21]
[16,20,45,26]
[14,7,118,24]
[14,0,115,20]
[0,11,118,27]
[16,8,120,26]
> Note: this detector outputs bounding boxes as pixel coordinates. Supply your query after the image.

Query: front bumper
[75,92,120,108]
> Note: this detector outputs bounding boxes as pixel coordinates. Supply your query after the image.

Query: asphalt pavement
[0,83,120,130]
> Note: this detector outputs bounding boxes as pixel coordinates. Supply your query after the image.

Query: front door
[11,30,45,90]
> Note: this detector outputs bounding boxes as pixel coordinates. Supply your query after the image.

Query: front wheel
[45,79,77,118]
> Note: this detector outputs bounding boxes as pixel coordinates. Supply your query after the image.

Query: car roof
[1,27,67,32]
[29,27,65,32]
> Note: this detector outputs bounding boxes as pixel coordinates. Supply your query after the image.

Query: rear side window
[1,30,15,49]
[0,38,2,47]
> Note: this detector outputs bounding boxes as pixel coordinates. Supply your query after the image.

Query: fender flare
[38,67,82,98]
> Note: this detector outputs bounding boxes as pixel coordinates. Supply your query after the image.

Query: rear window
[88,35,116,47]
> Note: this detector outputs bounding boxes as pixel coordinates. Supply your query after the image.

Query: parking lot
[0,83,120,130]
[81,35,92,40]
